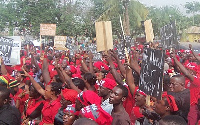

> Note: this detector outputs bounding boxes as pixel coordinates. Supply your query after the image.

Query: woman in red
[22,84,45,125]
[24,70,62,125]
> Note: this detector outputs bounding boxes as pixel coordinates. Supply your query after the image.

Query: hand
[104,51,112,62]
[44,46,49,53]
[0,56,3,64]
[130,50,139,68]
[110,49,118,60]
[21,118,29,125]
[170,52,176,59]
[88,51,93,59]
[189,44,192,50]
[21,66,30,77]
[18,91,25,98]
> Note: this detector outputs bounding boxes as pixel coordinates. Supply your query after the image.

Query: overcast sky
[137,0,198,15]
[137,0,195,7]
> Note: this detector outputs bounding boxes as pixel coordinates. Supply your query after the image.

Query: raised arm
[110,50,126,78]
[106,51,123,85]
[60,66,81,93]
[171,52,194,81]
[125,64,136,96]
[30,49,40,72]
[0,57,8,75]
[22,67,45,96]
[189,44,200,62]
[81,57,90,73]
[129,50,141,75]
[88,51,94,74]
[42,47,51,84]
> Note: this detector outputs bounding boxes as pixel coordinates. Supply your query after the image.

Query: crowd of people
[0,41,199,125]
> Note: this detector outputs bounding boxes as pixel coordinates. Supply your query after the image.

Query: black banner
[139,48,165,99]
[160,21,177,49]
[0,37,13,58]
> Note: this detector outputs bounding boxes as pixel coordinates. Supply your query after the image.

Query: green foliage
[147,6,193,37]
[185,1,200,14]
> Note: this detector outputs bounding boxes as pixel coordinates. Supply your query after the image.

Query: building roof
[186,26,200,34]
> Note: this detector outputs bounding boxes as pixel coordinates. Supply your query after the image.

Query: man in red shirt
[171,52,200,125]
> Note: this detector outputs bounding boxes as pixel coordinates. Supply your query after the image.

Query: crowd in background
[0,41,199,125]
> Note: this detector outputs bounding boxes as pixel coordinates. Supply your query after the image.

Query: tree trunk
[123,0,130,36]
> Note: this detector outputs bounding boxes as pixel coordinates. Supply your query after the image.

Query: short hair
[50,82,62,95]
[17,71,26,78]
[116,84,128,98]
[0,86,10,101]
[159,115,187,125]
[171,74,185,81]
[83,73,96,85]
[73,118,98,125]
[72,78,85,91]
[171,74,185,86]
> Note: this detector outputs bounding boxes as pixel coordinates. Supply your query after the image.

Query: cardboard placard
[54,36,68,50]
[144,19,154,42]
[139,48,165,99]
[40,24,56,36]
[95,21,113,52]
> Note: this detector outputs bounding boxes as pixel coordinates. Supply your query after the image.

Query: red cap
[100,78,117,90]
[62,89,78,104]
[80,104,113,125]
[77,90,101,107]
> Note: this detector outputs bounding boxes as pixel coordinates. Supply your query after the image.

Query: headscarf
[136,89,147,96]
[80,104,113,125]
[162,92,178,112]
[62,89,78,104]
[77,90,101,106]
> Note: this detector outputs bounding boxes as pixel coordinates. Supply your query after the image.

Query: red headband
[162,92,178,112]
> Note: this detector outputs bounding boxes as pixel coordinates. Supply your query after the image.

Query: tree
[185,1,200,25]
[147,6,192,37]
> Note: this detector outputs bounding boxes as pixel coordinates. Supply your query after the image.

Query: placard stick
[146,95,150,106]
[0,56,2,64]
[40,35,42,56]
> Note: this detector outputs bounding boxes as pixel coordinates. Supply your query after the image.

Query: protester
[0,86,21,125]
[23,69,62,125]
[1,39,200,125]
[97,78,116,114]
[109,84,131,125]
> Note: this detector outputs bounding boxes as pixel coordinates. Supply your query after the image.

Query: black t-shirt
[167,89,190,122]
[54,108,64,125]
[0,104,21,125]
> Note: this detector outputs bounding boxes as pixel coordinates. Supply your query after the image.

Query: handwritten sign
[95,21,113,52]
[54,36,68,50]
[0,37,13,58]
[144,19,154,42]
[139,48,165,99]
[40,24,56,36]
[0,36,21,65]
[160,21,177,49]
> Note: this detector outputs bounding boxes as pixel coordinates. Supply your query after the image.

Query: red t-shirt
[39,98,61,125]
[10,89,29,114]
[25,97,45,118]
[186,76,200,105]
[130,106,144,125]
[123,85,135,116]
